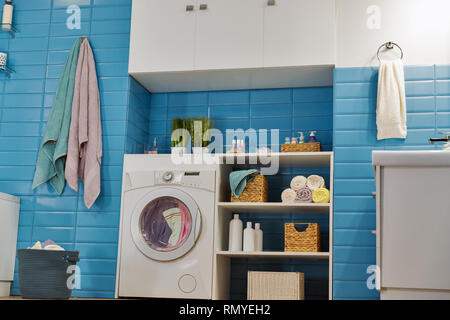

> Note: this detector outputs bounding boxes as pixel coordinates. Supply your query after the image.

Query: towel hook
[377,41,403,63]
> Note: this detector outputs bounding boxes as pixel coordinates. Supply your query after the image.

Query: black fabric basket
[17,249,80,299]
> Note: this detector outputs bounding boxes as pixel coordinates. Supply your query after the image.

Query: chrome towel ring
[377,41,404,63]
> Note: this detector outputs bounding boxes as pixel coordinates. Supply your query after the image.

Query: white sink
[372,150,450,167]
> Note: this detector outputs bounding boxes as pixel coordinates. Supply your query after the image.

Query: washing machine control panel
[162,171,174,182]
[155,170,215,192]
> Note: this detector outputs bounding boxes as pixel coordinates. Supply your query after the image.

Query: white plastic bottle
[255,223,263,252]
[243,222,256,252]
[228,214,243,251]
[1,0,13,31]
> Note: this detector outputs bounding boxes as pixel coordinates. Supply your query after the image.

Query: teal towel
[32,38,83,194]
[230,169,260,199]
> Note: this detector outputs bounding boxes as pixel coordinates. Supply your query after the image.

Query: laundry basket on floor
[17,249,79,299]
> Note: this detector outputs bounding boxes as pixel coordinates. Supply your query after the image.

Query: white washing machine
[116,155,217,299]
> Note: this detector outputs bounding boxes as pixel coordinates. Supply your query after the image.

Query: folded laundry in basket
[28,240,65,251]
[230,169,260,198]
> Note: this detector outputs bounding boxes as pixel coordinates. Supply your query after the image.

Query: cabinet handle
[267,0,276,6]
[186,5,194,11]
[199,4,208,10]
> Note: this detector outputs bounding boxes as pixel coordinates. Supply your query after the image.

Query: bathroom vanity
[373,151,450,299]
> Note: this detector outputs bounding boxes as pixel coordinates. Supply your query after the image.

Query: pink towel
[65,39,102,209]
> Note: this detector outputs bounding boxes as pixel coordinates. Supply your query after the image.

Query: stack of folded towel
[281,175,330,204]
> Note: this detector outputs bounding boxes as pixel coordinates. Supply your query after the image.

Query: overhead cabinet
[129,0,336,92]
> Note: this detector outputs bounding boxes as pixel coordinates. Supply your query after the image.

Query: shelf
[1,23,18,37]
[217,152,332,168]
[218,202,330,213]
[216,251,329,259]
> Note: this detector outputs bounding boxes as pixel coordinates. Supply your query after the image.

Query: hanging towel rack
[377,41,403,62]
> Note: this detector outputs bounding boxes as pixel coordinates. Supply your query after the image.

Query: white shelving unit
[216,251,330,259]
[212,152,334,300]
[218,202,330,213]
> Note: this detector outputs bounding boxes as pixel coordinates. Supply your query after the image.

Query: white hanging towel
[376,59,407,140]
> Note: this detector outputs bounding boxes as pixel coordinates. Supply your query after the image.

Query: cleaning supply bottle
[228,214,243,251]
[308,131,318,143]
[238,139,245,153]
[1,0,13,31]
[298,131,305,144]
[243,222,255,252]
[254,223,263,252]
[150,137,158,154]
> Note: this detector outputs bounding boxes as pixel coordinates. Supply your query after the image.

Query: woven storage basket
[284,223,321,252]
[231,174,268,202]
[247,271,304,300]
[281,142,321,152]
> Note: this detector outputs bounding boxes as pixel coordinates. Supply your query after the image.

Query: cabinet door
[195,0,264,70]
[129,0,197,73]
[263,0,335,67]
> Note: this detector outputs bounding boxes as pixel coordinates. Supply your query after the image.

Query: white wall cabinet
[264,0,335,67]
[195,0,264,70]
[129,0,336,92]
[129,0,197,73]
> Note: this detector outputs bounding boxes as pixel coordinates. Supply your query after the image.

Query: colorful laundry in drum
[140,197,192,251]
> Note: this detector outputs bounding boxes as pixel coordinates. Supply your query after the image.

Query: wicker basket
[281,142,321,152]
[284,223,321,252]
[247,271,304,300]
[231,174,268,202]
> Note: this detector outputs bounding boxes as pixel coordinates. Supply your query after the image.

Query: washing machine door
[130,187,201,262]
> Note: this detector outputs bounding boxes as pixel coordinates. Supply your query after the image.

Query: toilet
[0,192,20,297]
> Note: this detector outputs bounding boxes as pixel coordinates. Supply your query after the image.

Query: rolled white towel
[306,175,325,190]
[281,188,297,203]
[290,175,307,191]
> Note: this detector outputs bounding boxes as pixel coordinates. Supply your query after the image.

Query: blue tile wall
[333,64,450,300]
[0,0,133,298]
[148,87,333,154]
[126,77,151,154]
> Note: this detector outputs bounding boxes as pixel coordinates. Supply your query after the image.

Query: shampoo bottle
[298,131,305,144]
[243,222,256,252]
[1,0,13,31]
[254,223,263,252]
[150,137,158,154]
[228,214,243,251]
[308,131,318,143]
